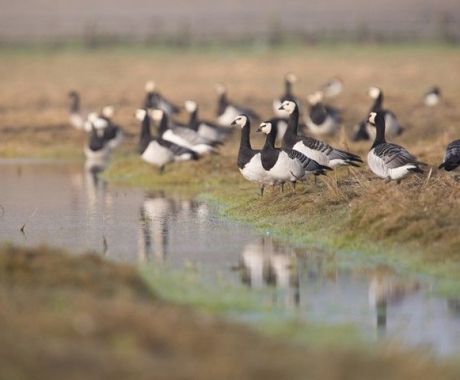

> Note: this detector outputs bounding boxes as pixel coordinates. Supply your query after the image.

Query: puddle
[0,159,459,357]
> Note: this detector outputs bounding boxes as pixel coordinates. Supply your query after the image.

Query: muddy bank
[0,245,458,380]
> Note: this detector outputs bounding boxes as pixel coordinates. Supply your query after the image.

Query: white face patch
[368,87,381,99]
[280,100,296,114]
[286,72,297,83]
[307,91,323,105]
[215,83,226,95]
[135,109,147,121]
[261,122,272,134]
[233,115,248,128]
[151,109,164,121]
[145,81,156,92]
[368,112,377,124]
[184,100,197,113]
[102,105,114,118]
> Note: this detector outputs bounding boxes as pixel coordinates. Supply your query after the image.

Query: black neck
[240,121,252,150]
[70,95,80,113]
[263,127,277,150]
[158,113,169,135]
[371,92,383,111]
[188,109,199,131]
[284,80,292,97]
[139,114,152,153]
[217,93,228,115]
[286,105,299,135]
[371,116,386,148]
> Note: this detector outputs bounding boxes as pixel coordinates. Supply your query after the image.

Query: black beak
[231,121,237,126]
[278,105,284,111]
[256,127,262,132]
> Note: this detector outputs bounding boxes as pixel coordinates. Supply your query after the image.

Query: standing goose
[68,90,88,130]
[184,100,232,143]
[136,109,197,173]
[257,121,330,190]
[152,109,217,156]
[143,81,181,115]
[84,125,111,161]
[305,91,341,136]
[273,73,299,117]
[231,115,268,195]
[367,111,424,183]
[439,139,460,174]
[216,84,260,127]
[319,77,343,98]
[279,101,362,168]
[424,86,441,107]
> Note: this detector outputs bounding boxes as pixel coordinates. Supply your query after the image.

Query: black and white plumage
[257,121,329,187]
[143,81,181,115]
[439,139,460,173]
[353,87,403,142]
[319,77,343,98]
[99,106,124,150]
[273,73,299,117]
[305,91,341,136]
[184,100,232,143]
[279,101,362,168]
[367,111,424,182]
[232,115,268,195]
[136,109,197,172]
[216,84,260,127]
[152,109,218,156]
[424,86,441,107]
[84,124,111,161]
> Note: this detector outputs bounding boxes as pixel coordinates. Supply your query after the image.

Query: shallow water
[1,159,460,357]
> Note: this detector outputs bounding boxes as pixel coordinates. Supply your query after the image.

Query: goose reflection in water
[239,237,300,308]
[368,267,420,339]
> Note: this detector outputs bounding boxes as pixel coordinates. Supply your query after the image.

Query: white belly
[84,145,111,161]
[367,149,415,180]
[305,115,338,136]
[198,124,221,142]
[107,131,123,150]
[141,141,174,166]
[268,152,304,183]
[217,106,240,127]
[293,141,329,166]
[239,153,268,183]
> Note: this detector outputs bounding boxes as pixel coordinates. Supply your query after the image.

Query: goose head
[368,86,382,99]
[231,114,248,128]
[307,91,323,105]
[215,83,227,95]
[68,90,79,99]
[278,100,296,114]
[184,100,198,113]
[145,80,156,93]
[135,108,148,121]
[368,111,385,126]
[285,72,298,84]
[256,121,273,134]
[101,105,115,119]
[151,109,165,122]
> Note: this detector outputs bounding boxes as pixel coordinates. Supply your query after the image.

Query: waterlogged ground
[1,159,460,357]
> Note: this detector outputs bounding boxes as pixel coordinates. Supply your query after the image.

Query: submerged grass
[2,245,460,380]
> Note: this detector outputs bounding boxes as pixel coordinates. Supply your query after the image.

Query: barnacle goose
[279,101,362,168]
[136,109,197,173]
[439,139,460,174]
[319,77,343,98]
[273,73,299,117]
[354,87,403,142]
[367,111,424,183]
[143,81,180,115]
[68,90,88,130]
[99,106,124,150]
[424,86,441,107]
[152,109,217,156]
[232,115,268,195]
[216,84,260,127]
[84,124,111,161]
[305,91,341,136]
[257,121,330,189]
[184,100,232,143]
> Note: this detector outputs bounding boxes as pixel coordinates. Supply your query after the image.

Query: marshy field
[1,43,460,378]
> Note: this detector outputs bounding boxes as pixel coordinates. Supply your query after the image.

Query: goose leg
[292,181,296,191]
[260,185,265,197]
[281,183,285,193]
[159,165,165,175]
[384,177,391,184]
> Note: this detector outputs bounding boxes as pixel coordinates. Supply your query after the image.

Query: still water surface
[1,160,459,357]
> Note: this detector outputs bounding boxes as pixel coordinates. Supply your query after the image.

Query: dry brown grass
[1,245,459,380]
